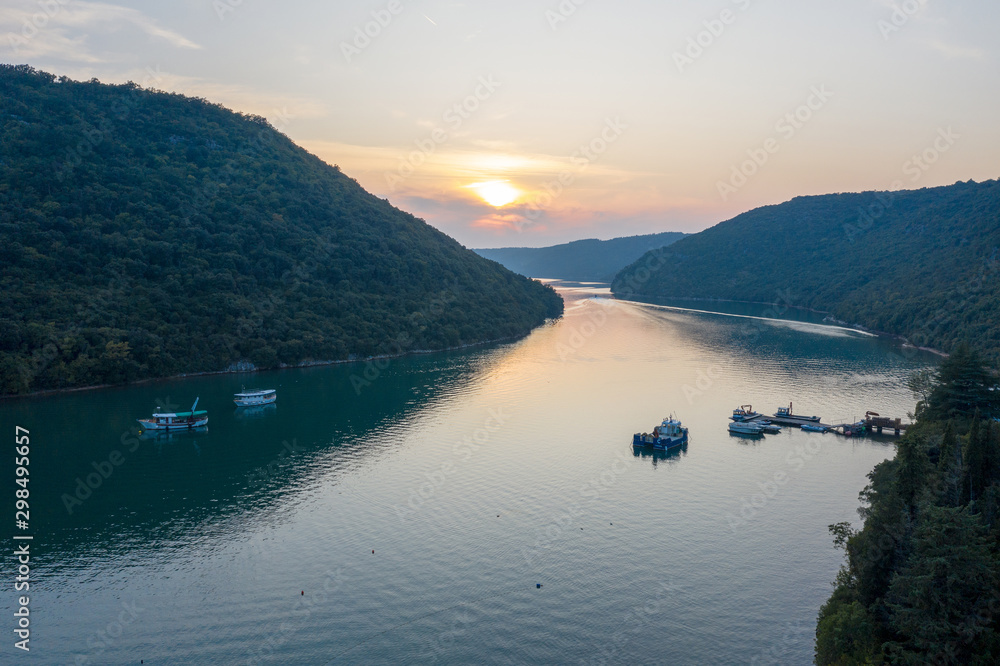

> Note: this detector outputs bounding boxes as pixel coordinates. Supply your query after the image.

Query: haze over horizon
[2,0,997,247]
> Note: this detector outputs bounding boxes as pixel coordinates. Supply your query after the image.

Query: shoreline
[0,328,552,402]
[612,292,949,358]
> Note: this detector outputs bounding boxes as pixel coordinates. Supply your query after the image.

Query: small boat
[757,420,783,434]
[731,404,760,421]
[774,402,821,422]
[729,421,765,436]
[800,424,828,433]
[633,415,689,450]
[234,388,277,407]
[138,398,208,431]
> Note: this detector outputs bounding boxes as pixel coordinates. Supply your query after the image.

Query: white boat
[234,388,276,407]
[800,424,828,433]
[729,421,765,436]
[757,421,783,434]
[137,398,208,431]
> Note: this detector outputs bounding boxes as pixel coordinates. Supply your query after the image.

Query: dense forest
[475,231,686,282]
[0,65,562,395]
[612,181,1000,360]
[815,344,1000,663]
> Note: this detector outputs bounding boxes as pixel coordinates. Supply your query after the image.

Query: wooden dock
[743,410,910,437]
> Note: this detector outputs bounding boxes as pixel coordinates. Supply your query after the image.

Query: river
[0,282,937,664]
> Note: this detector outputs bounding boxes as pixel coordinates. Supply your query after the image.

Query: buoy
[372,550,375,554]
[536,583,542,588]
[301,591,304,595]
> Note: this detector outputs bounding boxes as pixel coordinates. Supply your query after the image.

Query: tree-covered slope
[0,65,562,395]
[816,346,1000,664]
[475,231,686,281]
[612,181,1000,359]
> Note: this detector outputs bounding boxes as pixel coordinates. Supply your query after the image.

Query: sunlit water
[0,283,937,664]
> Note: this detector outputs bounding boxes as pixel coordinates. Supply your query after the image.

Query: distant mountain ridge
[0,65,562,395]
[475,231,687,281]
[612,180,1000,359]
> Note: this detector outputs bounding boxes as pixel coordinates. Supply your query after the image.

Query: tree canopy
[612,181,1000,361]
[816,355,1000,664]
[0,65,562,395]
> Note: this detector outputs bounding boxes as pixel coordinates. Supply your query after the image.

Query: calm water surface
[0,283,937,664]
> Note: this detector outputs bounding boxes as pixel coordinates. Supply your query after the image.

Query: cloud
[927,39,987,60]
[1,1,200,62]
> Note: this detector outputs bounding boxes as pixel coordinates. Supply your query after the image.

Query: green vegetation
[0,65,562,395]
[815,346,1000,664]
[475,231,686,282]
[612,181,1000,360]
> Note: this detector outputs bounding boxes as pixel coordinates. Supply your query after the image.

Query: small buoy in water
[536,583,542,588]
[301,591,304,595]
[372,550,375,554]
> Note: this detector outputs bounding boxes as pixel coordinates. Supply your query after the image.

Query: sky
[2,0,998,247]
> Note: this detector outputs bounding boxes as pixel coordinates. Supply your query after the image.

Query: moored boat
[731,404,760,421]
[137,398,208,431]
[774,402,821,422]
[800,424,828,433]
[634,415,689,450]
[234,388,277,407]
[757,420,782,434]
[729,421,765,436]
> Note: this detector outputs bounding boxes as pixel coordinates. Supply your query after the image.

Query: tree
[925,344,999,421]
[885,505,1000,664]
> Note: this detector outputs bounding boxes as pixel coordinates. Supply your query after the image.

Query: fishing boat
[234,388,277,407]
[729,421,765,436]
[137,398,208,431]
[633,415,689,450]
[731,405,760,421]
[800,424,828,433]
[774,402,821,422]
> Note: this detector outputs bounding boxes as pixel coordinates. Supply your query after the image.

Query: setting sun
[466,180,521,207]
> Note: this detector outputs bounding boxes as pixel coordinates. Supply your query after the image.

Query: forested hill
[0,65,562,396]
[816,345,1000,663]
[612,180,1000,359]
[474,231,686,282]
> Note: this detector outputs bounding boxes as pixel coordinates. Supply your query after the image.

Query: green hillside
[612,181,1000,359]
[0,65,562,395]
[475,231,686,282]
[816,346,1000,663]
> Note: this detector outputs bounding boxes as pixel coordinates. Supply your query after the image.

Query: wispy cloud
[1,2,200,62]
[928,38,986,60]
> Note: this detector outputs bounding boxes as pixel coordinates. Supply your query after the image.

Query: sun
[466,180,521,207]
